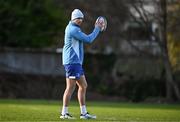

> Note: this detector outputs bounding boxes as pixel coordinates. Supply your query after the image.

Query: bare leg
[76,75,96,119]
[63,78,76,107]
[76,75,87,106]
[76,75,88,115]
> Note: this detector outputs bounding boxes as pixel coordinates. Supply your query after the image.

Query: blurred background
[0,0,179,103]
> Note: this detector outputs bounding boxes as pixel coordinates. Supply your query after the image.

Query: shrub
[0,0,67,48]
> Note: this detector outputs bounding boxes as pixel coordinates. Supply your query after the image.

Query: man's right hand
[95,16,107,32]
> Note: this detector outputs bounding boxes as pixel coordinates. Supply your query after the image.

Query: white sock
[80,105,87,115]
[61,106,68,115]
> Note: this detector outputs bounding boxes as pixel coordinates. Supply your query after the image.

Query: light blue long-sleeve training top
[62,21,100,65]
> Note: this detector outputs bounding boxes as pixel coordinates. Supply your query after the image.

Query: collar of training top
[70,21,80,27]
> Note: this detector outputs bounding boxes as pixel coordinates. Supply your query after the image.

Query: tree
[127,0,180,101]
[167,1,180,72]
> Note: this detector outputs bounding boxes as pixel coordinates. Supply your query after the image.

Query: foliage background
[0,0,180,102]
[0,0,67,48]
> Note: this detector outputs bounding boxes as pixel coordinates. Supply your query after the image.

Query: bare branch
[139,0,149,22]
[129,12,142,26]
[127,40,157,57]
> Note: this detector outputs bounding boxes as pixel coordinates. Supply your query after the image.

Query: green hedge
[0,0,67,48]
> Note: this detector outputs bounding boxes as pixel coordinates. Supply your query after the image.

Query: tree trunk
[162,51,180,100]
[160,0,180,101]
[162,49,180,100]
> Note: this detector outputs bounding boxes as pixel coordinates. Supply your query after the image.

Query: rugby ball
[96,16,107,32]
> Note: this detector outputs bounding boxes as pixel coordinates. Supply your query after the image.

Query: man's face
[75,18,83,26]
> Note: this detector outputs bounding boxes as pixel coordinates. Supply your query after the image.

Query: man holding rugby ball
[60,8,107,119]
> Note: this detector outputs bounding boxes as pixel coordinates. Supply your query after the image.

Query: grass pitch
[0,99,180,122]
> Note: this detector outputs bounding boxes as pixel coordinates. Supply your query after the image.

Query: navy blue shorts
[64,64,84,79]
